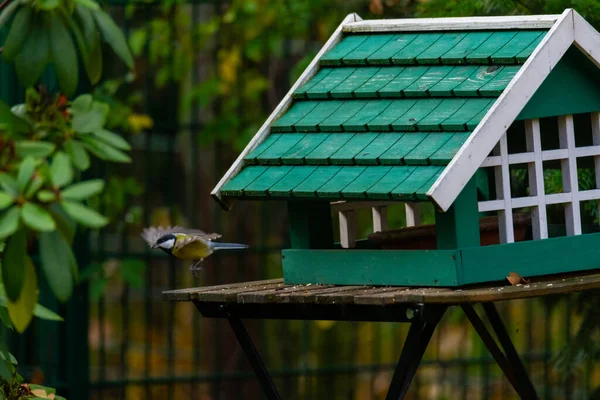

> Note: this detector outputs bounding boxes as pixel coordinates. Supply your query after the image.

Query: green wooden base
[282,232,600,287]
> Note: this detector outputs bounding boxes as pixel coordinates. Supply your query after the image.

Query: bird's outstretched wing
[141,226,221,247]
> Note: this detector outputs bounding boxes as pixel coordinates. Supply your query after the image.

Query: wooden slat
[316,166,367,198]
[366,33,419,65]
[305,133,354,164]
[306,69,356,99]
[281,133,330,164]
[329,68,380,99]
[294,101,344,132]
[196,282,286,302]
[220,166,269,196]
[452,66,504,97]
[276,285,366,303]
[427,66,479,96]
[391,99,442,131]
[244,166,293,196]
[320,35,369,65]
[341,166,393,198]
[293,69,333,99]
[366,166,416,199]
[343,100,392,131]
[354,133,403,165]
[466,102,494,130]
[391,165,442,199]
[465,31,518,63]
[490,30,546,63]
[271,101,320,132]
[558,114,581,236]
[525,118,548,240]
[319,101,368,131]
[379,132,429,164]
[438,32,493,64]
[367,99,417,131]
[415,168,443,200]
[162,278,284,301]
[440,99,493,131]
[268,165,318,197]
[429,132,471,165]
[314,286,379,304]
[403,66,455,97]
[353,66,405,98]
[256,134,306,164]
[391,33,443,64]
[418,99,467,131]
[404,132,454,165]
[237,284,335,304]
[244,134,281,163]
[478,66,520,96]
[292,166,342,197]
[330,133,379,164]
[494,133,514,243]
[378,66,429,97]
[416,32,468,64]
[515,32,546,62]
[342,34,396,65]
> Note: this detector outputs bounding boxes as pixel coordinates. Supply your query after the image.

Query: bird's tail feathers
[209,242,249,251]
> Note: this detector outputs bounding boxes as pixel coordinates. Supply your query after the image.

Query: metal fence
[2,1,600,399]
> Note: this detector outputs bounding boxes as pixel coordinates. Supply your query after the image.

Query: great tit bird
[141,226,249,275]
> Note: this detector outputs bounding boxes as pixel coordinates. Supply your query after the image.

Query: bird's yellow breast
[171,236,213,260]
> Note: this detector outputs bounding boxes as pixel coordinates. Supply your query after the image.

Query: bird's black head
[154,234,176,254]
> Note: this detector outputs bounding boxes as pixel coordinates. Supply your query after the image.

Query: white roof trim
[211,13,362,210]
[428,8,600,211]
[343,14,561,33]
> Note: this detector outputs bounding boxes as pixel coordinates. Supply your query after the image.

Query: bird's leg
[190,259,204,277]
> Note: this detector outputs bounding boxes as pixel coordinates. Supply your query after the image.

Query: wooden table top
[163,269,600,306]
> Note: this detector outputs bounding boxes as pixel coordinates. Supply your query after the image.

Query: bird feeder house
[213,9,600,287]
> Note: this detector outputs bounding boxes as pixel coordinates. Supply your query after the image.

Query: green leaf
[61,200,108,228]
[0,0,20,27]
[29,384,56,395]
[61,179,104,200]
[0,173,17,197]
[86,33,103,84]
[14,141,55,158]
[40,231,73,302]
[2,7,32,61]
[15,16,50,88]
[92,129,131,150]
[48,203,75,244]
[73,0,99,10]
[0,192,13,210]
[33,303,63,321]
[93,10,134,69]
[49,14,78,96]
[1,228,26,302]
[0,207,20,241]
[38,0,60,10]
[37,190,55,202]
[74,4,96,46]
[65,140,90,171]
[72,102,109,133]
[50,152,73,188]
[24,175,44,199]
[0,308,12,330]
[7,256,37,333]
[21,203,55,232]
[71,94,93,114]
[0,351,17,365]
[16,157,35,193]
[82,136,131,163]
[0,358,11,382]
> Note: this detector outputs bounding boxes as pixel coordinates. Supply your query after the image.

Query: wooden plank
[440,99,493,131]
[417,99,467,131]
[439,32,493,64]
[341,166,393,198]
[270,101,320,132]
[367,99,417,131]
[244,166,294,196]
[162,278,284,301]
[221,166,269,197]
[320,35,369,66]
[403,66,454,97]
[343,100,393,131]
[365,166,416,199]
[465,31,518,63]
[316,166,367,198]
[490,30,546,63]
[452,66,504,97]
[292,166,342,197]
[416,32,469,64]
[277,285,366,304]
[525,118,548,240]
[281,133,330,164]
[306,68,356,99]
[294,101,344,132]
[330,133,379,164]
[391,99,442,131]
[196,282,286,302]
[404,133,454,165]
[314,286,378,304]
[515,32,546,62]
[391,33,443,64]
[466,102,494,130]
[353,66,405,97]
[354,133,403,165]
[319,101,368,131]
[379,132,429,164]
[329,68,380,99]
[391,165,441,199]
[244,134,282,163]
[366,33,420,65]
[478,66,520,96]
[342,34,396,65]
[415,168,443,200]
[378,66,429,97]
[293,69,333,99]
[237,284,335,304]
[268,166,318,197]
[305,133,354,164]
[429,132,471,165]
[558,114,581,236]
[427,66,479,96]
[255,134,306,164]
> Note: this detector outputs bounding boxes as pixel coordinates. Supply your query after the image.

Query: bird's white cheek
[159,239,175,249]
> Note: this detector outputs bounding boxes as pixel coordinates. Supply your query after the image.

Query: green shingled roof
[221,29,547,201]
